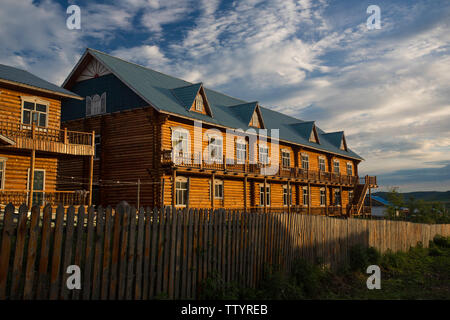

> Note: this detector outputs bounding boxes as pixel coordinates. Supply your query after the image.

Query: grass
[199,235,450,300]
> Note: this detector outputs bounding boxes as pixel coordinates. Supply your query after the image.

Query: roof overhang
[0,79,83,100]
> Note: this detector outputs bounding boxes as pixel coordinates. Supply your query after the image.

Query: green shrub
[259,265,304,300]
[291,258,324,298]
[349,244,369,272]
[199,271,240,300]
[367,247,381,265]
[433,235,450,248]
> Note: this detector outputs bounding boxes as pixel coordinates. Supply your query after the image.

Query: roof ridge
[87,48,192,86]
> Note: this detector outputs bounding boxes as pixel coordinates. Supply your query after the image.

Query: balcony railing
[213,206,347,215]
[161,150,366,185]
[0,190,89,207]
[0,121,94,155]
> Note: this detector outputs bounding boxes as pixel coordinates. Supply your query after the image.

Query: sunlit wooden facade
[0,64,95,207]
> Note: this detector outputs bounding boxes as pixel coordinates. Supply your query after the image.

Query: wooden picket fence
[0,203,449,300]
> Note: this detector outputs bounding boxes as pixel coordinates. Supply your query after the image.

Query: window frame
[301,153,309,170]
[318,157,326,171]
[333,160,340,174]
[175,176,188,207]
[94,134,101,160]
[236,139,247,164]
[259,144,269,165]
[281,149,291,168]
[171,127,190,162]
[208,134,223,163]
[320,188,326,206]
[283,185,292,206]
[334,188,341,206]
[346,162,353,175]
[195,94,204,112]
[302,187,309,207]
[21,96,49,128]
[214,179,224,200]
[259,184,271,206]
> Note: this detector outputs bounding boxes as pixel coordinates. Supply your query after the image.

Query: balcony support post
[244,176,247,213]
[325,184,328,216]
[172,169,176,208]
[264,177,267,214]
[287,180,291,214]
[340,185,343,216]
[28,148,36,209]
[307,182,311,215]
[211,173,215,210]
[88,130,95,206]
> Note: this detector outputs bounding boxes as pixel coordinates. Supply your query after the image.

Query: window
[94,134,101,160]
[172,129,189,161]
[28,169,45,206]
[86,92,106,116]
[334,189,341,206]
[259,184,270,206]
[214,180,224,199]
[333,160,340,174]
[195,94,204,112]
[349,190,354,204]
[208,136,223,162]
[236,140,247,164]
[175,177,188,206]
[22,98,48,127]
[346,163,353,175]
[281,150,290,168]
[320,188,326,206]
[0,160,5,189]
[318,157,326,171]
[302,187,309,206]
[301,154,309,170]
[283,185,292,206]
[259,145,269,165]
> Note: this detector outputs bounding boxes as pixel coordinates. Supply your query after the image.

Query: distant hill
[373,191,450,202]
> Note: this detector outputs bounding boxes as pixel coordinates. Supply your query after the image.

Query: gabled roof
[0,64,81,100]
[290,121,320,143]
[62,48,364,161]
[228,101,265,129]
[171,83,203,109]
[321,131,347,151]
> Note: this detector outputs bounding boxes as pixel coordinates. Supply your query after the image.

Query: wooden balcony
[0,189,89,207]
[217,206,346,216]
[0,121,94,156]
[161,150,376,187]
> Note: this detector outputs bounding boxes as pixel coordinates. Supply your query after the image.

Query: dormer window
[195,94,204,112]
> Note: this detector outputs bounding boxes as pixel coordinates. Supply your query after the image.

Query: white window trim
[236,139,247,164]
[282,184,292,206]
[302,186,309,207]
[171,127,191,159]
[175,176,188,207]
[333,160,340,173]
[94,134,101,160]
[346,162,353,175]
[281,149,291,168]
[259,183,271,207]
[319,187,326,207]
[301,153,309,170]
[21,96,50,128]
[213,179,224,200]
[318,156,326,171]
[207,133,223,162]
[258,144,269,165]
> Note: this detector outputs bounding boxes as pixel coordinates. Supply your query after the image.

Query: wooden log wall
[1,204,449,300]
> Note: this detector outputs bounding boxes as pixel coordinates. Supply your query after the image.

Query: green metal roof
[66,48,363,160]
[0,63,80,99]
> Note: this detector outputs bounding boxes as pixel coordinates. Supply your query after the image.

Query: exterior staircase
[348,175,372,215]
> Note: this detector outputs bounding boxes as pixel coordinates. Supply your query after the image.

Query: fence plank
[0,203,15,299]
[82,206,95,300]
[125,206,137,300]
[23,206,41,300]
[100,206,113,300]
[142,207,152,300]
[36,205,52,298]
[61,206,75,300]
[134,207,145,300]
[49,205,65,300]
[72,205,85,300]
[149,207,159,299]
[10,204,29,300]
[117,204,130,300]
[92,206,105,300]
[109,205,122,300]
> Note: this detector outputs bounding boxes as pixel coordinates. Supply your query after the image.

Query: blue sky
[1,0,449,192]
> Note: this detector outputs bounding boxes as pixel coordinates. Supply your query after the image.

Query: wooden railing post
[88,130,95,206]
[64,127,68,144]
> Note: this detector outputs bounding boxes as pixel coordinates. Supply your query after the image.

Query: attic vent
[250,111,261,128]
[195,94,204,112]
[309,130,317,143]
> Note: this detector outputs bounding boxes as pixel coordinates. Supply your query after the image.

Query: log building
[60,48,377,215]
[0,64,95,207]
